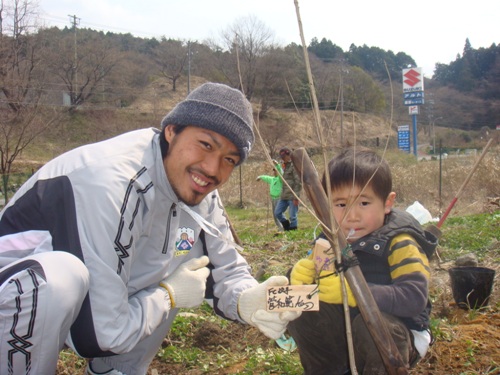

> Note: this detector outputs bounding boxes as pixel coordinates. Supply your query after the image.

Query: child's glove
[318,271,357,307]
[290,258,315,285]
[160,256,210,308]
[238,276,301,339]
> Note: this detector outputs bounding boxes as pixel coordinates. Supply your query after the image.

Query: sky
[37,0,498,79]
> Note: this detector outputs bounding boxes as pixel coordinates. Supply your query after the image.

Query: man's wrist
[159,282,176,308]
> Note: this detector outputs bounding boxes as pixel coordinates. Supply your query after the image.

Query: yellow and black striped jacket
[350,209,437,331]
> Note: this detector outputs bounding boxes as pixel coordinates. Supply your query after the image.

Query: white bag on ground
[406,201,433,225]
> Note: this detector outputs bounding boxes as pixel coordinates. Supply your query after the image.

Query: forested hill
[49,26,500,130]
[306,36,499,131]
[2,14,498,132]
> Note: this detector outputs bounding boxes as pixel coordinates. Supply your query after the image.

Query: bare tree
[256,46,304,114]
[217,15,275,99]
[153,38,188,92]
[258,115,293,157]
[0,0,61,203]
[47,28,119,110]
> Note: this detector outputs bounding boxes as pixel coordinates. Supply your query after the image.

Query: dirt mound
[192,321,270,352]
[149,307,500,375]
[131,76,209,114]
[414,310,500,374]
[412,259,500,374]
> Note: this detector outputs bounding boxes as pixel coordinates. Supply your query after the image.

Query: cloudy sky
[38,0,498,78]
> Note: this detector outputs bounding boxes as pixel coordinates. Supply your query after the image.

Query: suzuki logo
[404,69,421,87]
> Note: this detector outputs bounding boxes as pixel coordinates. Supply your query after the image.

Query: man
[0,83,300,375]
[274,147,302,230]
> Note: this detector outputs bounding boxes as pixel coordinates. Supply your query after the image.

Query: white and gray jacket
[0,128,257,357]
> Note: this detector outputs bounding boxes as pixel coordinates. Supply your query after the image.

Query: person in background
[0,83,300,375]
[287,146,437,374]
[274,147,302,231]
[257,160,284,231]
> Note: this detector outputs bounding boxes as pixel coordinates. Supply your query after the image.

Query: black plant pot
[448,266,495,309]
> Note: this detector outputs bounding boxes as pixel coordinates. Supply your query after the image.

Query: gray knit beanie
[161,83,254,165]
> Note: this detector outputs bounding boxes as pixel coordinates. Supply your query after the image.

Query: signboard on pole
[408,106,419,115]
[402,68,424,157]
[402,68,424,92]
[404,98,424,106]
[402,68,425,106]
[397,125,411,153]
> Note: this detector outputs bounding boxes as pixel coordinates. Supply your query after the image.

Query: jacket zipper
[162,203,177,254]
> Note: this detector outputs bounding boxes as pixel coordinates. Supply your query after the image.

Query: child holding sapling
[288,146,438,374]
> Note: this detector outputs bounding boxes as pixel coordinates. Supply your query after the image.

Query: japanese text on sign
[266,285,319,312]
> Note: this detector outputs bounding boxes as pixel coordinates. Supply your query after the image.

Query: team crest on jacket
[175,227,195,256]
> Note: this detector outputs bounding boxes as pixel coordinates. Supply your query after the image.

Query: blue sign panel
[404,98,425,106]
[398,128,411,153]
[404,91,424,99]
[403,90,425,106]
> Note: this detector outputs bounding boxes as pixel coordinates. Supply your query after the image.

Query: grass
[158,209,499,374]
[219,147,499,222]
[6,135,497,373]
[438,213,500,261]
[57,209,498,374]
[154,299,305,374]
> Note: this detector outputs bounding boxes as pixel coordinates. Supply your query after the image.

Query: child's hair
[321,146,392,201]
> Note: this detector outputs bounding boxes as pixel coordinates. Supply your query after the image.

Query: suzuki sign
[402,68,424,92]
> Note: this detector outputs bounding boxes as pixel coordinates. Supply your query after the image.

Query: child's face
[330,183,395,243]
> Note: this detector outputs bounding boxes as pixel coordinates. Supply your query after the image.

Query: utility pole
[68,14,80,105]
[402,67,424,158]
[340,65,344,146]
[338,58,347,146]
[187,41,191,94]
[431,116,443,154]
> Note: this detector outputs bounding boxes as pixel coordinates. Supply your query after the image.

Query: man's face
[330,183,395,243]
[280,150,291,163]
[163,125,240,206]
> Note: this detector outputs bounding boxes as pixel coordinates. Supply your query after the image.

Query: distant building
[63,92,71,107]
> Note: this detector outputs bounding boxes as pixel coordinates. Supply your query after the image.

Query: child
[287,147,437,374]
[257,160,284,231]
[275,147,302,230]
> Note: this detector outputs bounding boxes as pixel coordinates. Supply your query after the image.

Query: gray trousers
[0,249,176,375]
[287,302,415,375]
[0,251,89,375]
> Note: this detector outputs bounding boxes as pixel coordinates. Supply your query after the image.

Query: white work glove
[160,256,210,308]
[238,276,302,340]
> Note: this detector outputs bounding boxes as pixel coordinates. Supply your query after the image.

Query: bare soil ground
[43,79,498,373]
[412,258,499,375]
[144,256,499,375]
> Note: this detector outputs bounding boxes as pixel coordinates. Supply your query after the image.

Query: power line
[39,13,160,39]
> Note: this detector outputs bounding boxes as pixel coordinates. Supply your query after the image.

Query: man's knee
[42,252,90,307]
[4,252,91,314]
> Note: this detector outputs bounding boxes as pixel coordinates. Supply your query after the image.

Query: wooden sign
[312,238,336,272]
[266,284,319,312]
